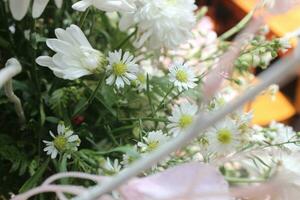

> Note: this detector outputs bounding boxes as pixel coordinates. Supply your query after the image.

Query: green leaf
[19,158,50,193]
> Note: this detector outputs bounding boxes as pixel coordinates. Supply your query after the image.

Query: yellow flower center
[113,62,127,76]
[217,129,233,144]
[147,141,159,151]
[179,115,193,128]
[176,70,188,83]
[54,136,67,151]
[137,74,146,84]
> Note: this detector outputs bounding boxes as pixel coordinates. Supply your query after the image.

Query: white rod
[73,43,300,200]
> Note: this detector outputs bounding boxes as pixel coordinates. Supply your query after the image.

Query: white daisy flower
[137,130,169,153]
[36,24,106,80]
[167,102,198,136]
[43,122,80,159]
[103,158,122,175]
[132,69,150,92]
[72,0,135,12]
[206,118,240,154]
[105,49,138,89]
[119,0,197,49]
[168,61,198,92]
[121,146,139,167]
[9,0,63,20]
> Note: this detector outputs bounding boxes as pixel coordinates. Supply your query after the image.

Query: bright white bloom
[167,102,198,136]
[206,118,240,154]
[119,0,197,49]
[137,130,169,153]
[36,24,106,80]
[168,61,197,92]
[106,49,138,89]
[9,0,63,20]
[72,0,135,12]
[43,122,80,159]
[103,158,122,174]
[268,121,298,150]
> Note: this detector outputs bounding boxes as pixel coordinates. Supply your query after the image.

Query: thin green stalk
[146,74,155,116]
[219,9,255,40]
[73,75,104,116]
[225,177,266,184]
[115,28,137,50]
[119,117,168,123]
[79,9,90,28]
[154,85,175,113]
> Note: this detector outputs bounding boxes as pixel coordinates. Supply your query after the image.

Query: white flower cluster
[119,0,197,49]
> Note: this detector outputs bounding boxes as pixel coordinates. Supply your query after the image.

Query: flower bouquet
[1,0,300,199]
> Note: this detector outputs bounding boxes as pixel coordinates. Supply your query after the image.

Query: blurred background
[197,0,300,130]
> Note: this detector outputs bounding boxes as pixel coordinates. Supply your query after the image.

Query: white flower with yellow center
[206,119,240,154]
[106,49,138,89]
[137,130,169,153]
[72,0,135,12]
[167,102,198,136]
[169,61,198,92]
[119,0,197,49]
[36,24,106,80]
[9,0,63,20]
[43,122,80,159]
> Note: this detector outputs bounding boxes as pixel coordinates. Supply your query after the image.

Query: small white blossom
[119,0,197,49]
[168,61,198,92]
[167,102,198,136]
[9,0,63,20]
[106,49,138,89]
[103,158,122,174]
[36,24,106,80]
[43,122,80,159]
[137,130,169,153]
[206,118,240,154]
[72,0,135,12]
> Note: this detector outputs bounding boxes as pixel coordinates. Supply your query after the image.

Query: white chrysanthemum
[168,61,197,92]
[268,121,298,150]
[206,118,240,154]
[43,122,80,159]
[36,24,106,80]
[103,158,122,175]
[72,0,135,12]
[137,130,169,153]
[9,0,63,20]
[119,0,197,49]
[106,49,138,89]
[167,102,198,136]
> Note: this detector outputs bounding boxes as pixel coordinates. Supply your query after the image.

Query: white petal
[67,24,92,48]
[36,56,53,67]
[46,39,77,55]
[32,0,50,18]
[72,0,92,12]
[9,0,30,20]
[54,0,63,8]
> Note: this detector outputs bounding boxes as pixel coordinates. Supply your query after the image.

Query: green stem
[115,28,137,50]
[219,8,255,40]
[73,75,104,117]
[154,85,175,113]
[225,177,266,184]
[79,9,90,28]
[146,74,155,116]
[119,117,168,123]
